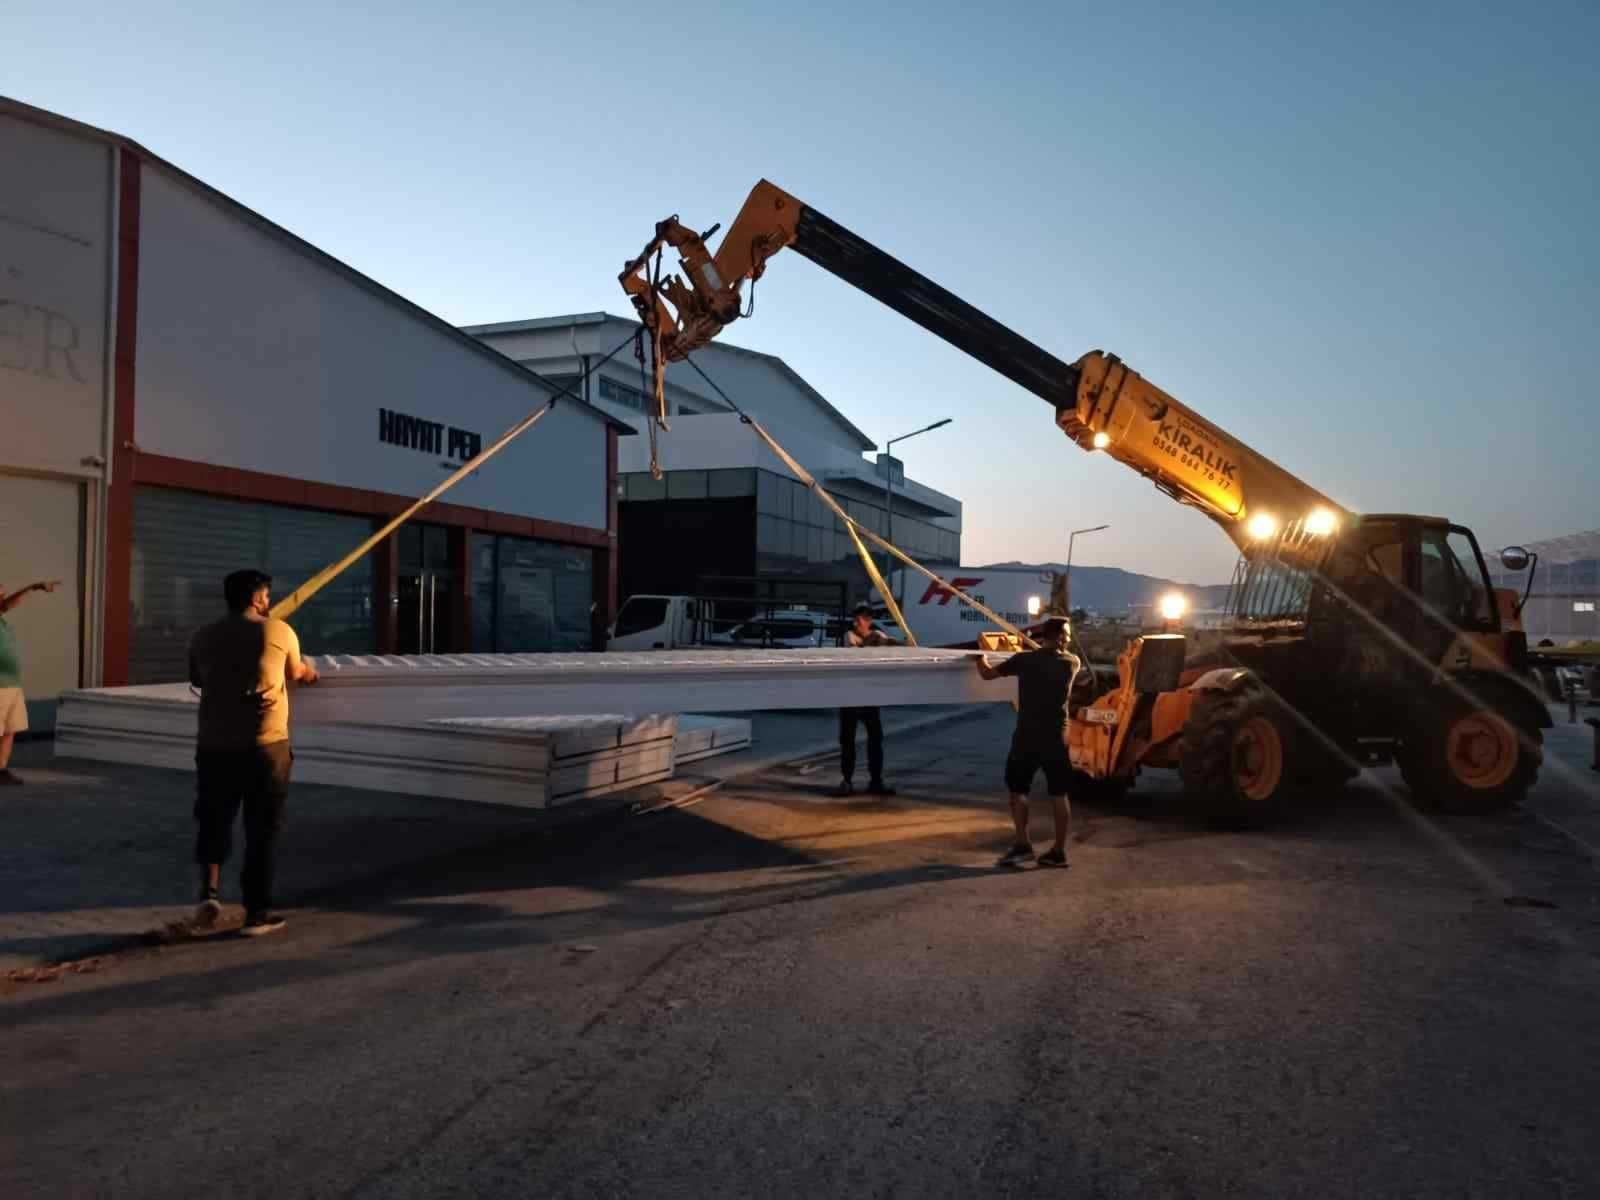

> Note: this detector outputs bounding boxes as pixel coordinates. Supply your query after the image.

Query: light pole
[1064,524,1110,614]
[883,418,953,604]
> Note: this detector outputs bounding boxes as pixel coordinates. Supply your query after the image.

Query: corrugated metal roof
[1525,529,1600,564]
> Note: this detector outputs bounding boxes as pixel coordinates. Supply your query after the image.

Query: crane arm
[620,181,1346,556]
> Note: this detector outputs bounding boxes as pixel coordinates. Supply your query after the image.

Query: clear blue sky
[9,0,1596,583]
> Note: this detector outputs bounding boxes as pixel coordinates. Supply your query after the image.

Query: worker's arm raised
[0,580,61,614]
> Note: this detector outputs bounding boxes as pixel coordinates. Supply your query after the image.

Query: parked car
[727,610,837,649]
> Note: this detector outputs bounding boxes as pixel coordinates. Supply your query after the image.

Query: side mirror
[1500,546,1532,572]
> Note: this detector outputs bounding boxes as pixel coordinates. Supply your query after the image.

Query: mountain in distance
[977,562,1234,614]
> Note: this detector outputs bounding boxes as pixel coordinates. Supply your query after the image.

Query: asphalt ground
[3,708,1598,1197]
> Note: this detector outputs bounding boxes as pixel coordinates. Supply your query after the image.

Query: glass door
[396,524,459,655]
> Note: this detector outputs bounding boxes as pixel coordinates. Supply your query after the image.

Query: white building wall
[0,112,112,477]
[135,168,608,531]
[0,111,114,709]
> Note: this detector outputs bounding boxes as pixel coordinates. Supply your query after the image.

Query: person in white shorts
[0,580,62,786]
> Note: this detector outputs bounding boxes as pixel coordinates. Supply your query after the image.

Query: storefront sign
[379,407,483,461]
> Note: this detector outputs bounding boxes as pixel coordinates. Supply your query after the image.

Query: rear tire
[1398,697,1541,813]
[1180,685,1295,826]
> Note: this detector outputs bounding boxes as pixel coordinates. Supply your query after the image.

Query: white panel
[0,115,110,476]
[287,647,1014,722]
[0,475,83,704]
[54,688,679,808]
[133,168,607,529]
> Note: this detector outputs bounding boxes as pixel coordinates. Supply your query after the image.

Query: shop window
[598,376,649,411]
[471,534,593,652]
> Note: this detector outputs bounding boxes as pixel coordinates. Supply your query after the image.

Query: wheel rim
[1232,716,1285,802]
[1445,710,1518,790]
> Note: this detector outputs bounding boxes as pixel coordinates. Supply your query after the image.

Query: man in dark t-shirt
[973,617,1074,868]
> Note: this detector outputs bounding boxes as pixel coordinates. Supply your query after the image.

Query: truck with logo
[875,566,1057,648]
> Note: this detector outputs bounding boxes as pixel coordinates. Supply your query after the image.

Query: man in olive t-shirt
[187,569,318,935]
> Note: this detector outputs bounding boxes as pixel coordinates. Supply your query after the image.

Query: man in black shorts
[973,617,1074,868]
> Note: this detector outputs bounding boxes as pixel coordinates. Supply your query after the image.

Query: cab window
[1419,528,1493,629]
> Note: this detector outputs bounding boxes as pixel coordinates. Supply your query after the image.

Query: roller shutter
[129,487,375,683]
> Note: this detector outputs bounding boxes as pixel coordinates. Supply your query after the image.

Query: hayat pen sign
[378,407,483,462]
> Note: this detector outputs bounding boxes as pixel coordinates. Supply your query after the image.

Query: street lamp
[883,418,953,603]
[1064,523,1110,614]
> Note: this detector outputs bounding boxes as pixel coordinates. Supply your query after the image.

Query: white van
[606,595,720,651]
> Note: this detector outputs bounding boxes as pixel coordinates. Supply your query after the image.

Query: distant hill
[977,562,1234,614]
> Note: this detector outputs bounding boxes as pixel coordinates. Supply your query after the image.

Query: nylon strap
[742,415,1037,651]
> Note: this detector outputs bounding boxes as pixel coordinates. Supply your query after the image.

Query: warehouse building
[1,98,625,721]
[1489,528,1600,645]
[465,313,963,605]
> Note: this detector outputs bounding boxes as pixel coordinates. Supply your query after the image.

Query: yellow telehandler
[619,182,1549,821]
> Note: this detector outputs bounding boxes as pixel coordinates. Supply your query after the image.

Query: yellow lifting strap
[270,402,555,622]
[741,416,1038,651]
[738,416,915,644]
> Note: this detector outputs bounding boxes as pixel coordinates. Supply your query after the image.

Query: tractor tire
[1397,696,1542,813]
[1179,685,1295,826]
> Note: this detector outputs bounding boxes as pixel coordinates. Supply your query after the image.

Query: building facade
[2,99,624,722]
[465,314,962,608]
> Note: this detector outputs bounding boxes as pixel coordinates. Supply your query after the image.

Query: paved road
[5,709,1599,1197]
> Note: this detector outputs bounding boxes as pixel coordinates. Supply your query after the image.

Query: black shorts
[1005,747,1072,797]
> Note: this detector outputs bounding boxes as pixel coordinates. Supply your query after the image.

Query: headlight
[1091,431,1111,450]
[1247,512,1278,540]
[1306,507,1338,536]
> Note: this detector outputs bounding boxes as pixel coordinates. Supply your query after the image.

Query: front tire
[1180,685,1294,826]
[1398,697,1541,813]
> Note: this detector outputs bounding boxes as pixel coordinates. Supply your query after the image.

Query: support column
[372,525,398,654]
[450,525,471,652]
[594,425,619,649]
[102,148,141,687]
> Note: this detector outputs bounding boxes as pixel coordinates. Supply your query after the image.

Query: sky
[6,0,1596,583]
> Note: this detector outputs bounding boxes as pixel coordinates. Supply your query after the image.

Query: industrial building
[1,98,626,721]
[465,313,963,605]
[1490,529,1600,645]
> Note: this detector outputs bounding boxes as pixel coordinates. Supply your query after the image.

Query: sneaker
[0,769,23,786]
[1037,848,1070,869]
[240,912,286,937]
[830,780,855,797]
[194,892,223,929]
[997,842,1035,868]
[866,779,896,796]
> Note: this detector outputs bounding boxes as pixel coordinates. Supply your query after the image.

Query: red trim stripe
[101,149,141,686]
[129,453,611,549]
